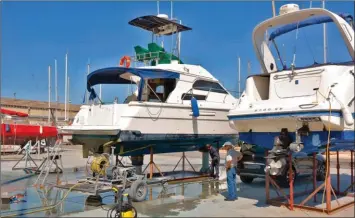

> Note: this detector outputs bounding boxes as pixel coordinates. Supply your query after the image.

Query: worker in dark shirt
[206,144,220,179]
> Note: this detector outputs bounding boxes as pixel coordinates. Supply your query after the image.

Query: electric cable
[2,181,89,217]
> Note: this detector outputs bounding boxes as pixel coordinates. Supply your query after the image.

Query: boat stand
[172,152,197,173]
[12,141,39,172]
[143,146,164,179]
[265,150,355,215]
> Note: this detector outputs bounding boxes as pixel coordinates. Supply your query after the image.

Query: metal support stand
[266,150,355,214]
[142,146,164,179]
[351,150,354,192]
[172,152,196,173]
[12,140,39,172]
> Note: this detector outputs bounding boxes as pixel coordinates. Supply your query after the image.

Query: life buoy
[119,56,131,68]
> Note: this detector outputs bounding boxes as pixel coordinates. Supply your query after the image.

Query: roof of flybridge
[128,15,192,35]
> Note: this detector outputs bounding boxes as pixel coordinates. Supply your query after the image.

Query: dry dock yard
[1,145,354,217]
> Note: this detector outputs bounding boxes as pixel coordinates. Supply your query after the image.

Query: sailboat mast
[48,65,51,123]
[322,0,327,63]
[65,52,68,121]
[55,59,58,121]
[68,76,70,120]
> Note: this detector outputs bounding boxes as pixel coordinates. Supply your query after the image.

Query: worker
[222,141,243,201]
[206,144,220,179]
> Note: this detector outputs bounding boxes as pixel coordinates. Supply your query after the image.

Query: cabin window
[146,78,176,102]
[192,80,228,94]
[181,93,207,101]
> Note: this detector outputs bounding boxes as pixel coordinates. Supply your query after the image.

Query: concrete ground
[1,145,354,217]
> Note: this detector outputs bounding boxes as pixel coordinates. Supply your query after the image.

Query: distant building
[1,97,81,125]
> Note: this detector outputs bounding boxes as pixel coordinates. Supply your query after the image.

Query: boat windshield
[87,67,180,104]
[267,14,354,71]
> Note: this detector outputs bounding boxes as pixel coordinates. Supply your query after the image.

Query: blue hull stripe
[239,130,355,150]
[228,111,355,121]
[72,133,237,156]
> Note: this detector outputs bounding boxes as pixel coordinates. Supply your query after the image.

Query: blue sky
[1,1,354,104]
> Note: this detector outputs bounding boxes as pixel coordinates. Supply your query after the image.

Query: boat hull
[1,124,58,146]
[70,133,237,156]
[228,110,355,149]
[60,102,238,157]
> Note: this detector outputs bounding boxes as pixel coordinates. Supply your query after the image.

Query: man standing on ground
[206,144,220,179]
[223,141,243,201]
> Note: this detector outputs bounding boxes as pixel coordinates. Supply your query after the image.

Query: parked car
[236,142,326,187]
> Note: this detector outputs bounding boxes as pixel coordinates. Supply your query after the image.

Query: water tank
[157,14,169,19]
[279,4,300,15]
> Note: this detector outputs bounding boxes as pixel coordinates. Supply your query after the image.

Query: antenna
[86,60,90,104]
[238,57,241,98]
[178,20,182,58]
[157,0,160,14]
[171,0,173,20]
[247,60,251,75]
[48,65,51,123]
[272,0,276,17]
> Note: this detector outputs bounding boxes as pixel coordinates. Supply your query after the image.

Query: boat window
[268,21,353,72]
[181,93,207,101]
[192,80,228,94]
[147,78,176,102]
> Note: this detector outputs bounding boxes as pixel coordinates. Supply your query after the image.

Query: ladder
[33,138,66,188]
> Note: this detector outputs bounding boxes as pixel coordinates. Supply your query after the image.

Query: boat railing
[128,50,183,67]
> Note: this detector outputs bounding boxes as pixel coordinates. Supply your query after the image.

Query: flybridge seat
[134,42,183,65]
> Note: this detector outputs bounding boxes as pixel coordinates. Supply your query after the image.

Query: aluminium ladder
[33,138,66,188]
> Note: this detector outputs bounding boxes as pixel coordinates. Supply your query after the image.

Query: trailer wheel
[129,180,148,202]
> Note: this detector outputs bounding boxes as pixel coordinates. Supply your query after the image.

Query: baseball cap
[222,141,235,148]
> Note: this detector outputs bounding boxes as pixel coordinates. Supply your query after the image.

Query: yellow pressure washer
[107,187,137,218]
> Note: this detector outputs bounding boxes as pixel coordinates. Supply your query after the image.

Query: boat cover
[87,67,180,101]
[269,13,353,41]
[0,109,28,117]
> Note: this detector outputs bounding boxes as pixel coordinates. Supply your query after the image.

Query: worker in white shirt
[222,141,243,201]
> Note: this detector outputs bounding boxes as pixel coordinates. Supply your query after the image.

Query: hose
[2,181,88,217]
[321,95,338,211]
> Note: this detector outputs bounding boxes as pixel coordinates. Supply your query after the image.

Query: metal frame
[265,150,355,214]
[12,140,39,171]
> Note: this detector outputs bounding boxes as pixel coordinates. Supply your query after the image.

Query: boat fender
[191,97,200,117]
[341,105,354,126]
[39,125,43,134]
[119,56,131,68]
